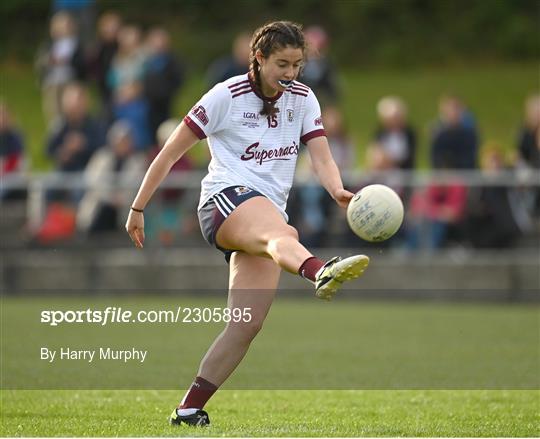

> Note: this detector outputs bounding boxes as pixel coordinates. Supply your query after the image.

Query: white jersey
[184,73,326,220]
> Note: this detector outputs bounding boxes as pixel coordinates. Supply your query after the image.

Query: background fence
[2,169,538,296]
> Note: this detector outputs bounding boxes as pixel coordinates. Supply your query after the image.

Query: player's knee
[266,225,298,248]
[284,225,299,241]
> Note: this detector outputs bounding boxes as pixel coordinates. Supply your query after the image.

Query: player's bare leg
[171,252,280,426]
[216,196,369,299]
[216,196,312,273]
[197,252,280,385]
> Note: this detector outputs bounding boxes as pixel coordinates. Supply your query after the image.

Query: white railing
[1,169,539,233]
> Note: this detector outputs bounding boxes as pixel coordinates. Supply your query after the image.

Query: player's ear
[255,49,265,67]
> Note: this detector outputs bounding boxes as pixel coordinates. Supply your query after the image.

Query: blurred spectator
[362,144,406,197]
[109,25,151,150]
[324,106,355,170]
[292,149,327,247]
[206,32,251,87]
[0,103,25,176]
[405,176,468,251]
[38,83,103,244]
[515,94,540,222]
[365,143,394,172]
[36,11,86,125]
[143,27,185,140]
[431,95,479,169]
[46,82,105,172]
[34,201,77,244]
[146,119,196,245]
[113,82,152,151]
[88,11,122,123]
[52,0,96,50]
[300,25,339,105]
[0,103,26,200]
[466,145,521,248]
[77,120,146,234]
[107,25,147,93]
[373,96,416,169]
[517,94,540,169]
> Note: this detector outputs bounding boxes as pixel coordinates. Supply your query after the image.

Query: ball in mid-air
[347,184,404,242]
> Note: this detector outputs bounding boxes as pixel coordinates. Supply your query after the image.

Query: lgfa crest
[287,109,294,122]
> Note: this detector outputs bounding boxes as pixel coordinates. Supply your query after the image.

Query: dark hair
[249,21,305,116]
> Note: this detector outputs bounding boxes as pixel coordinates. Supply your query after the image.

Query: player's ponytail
[249,21,305,117]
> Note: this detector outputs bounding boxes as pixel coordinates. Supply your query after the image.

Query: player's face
[258,46,304,96]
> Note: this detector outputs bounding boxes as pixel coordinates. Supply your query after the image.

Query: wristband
[131,207,144,213]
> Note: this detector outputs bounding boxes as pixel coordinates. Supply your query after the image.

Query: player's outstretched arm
[125,122,199,248]
[306,136,355,209]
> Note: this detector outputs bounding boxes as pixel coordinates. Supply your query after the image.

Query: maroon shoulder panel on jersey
[183,116,207,140]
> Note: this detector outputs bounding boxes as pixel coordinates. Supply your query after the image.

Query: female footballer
[125,21,369,426]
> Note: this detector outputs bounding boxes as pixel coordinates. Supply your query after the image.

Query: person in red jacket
[406,178,468,250]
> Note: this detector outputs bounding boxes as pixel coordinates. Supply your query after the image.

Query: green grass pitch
[1,389,539,436]
[1,296,539,436]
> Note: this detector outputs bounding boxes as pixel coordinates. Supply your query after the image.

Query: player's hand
[125,210,145,249]
[333,188,355,209]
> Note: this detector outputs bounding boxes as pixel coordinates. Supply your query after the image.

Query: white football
[347,184,404,242]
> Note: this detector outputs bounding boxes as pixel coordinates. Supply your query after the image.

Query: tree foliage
[1,0,538,66]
